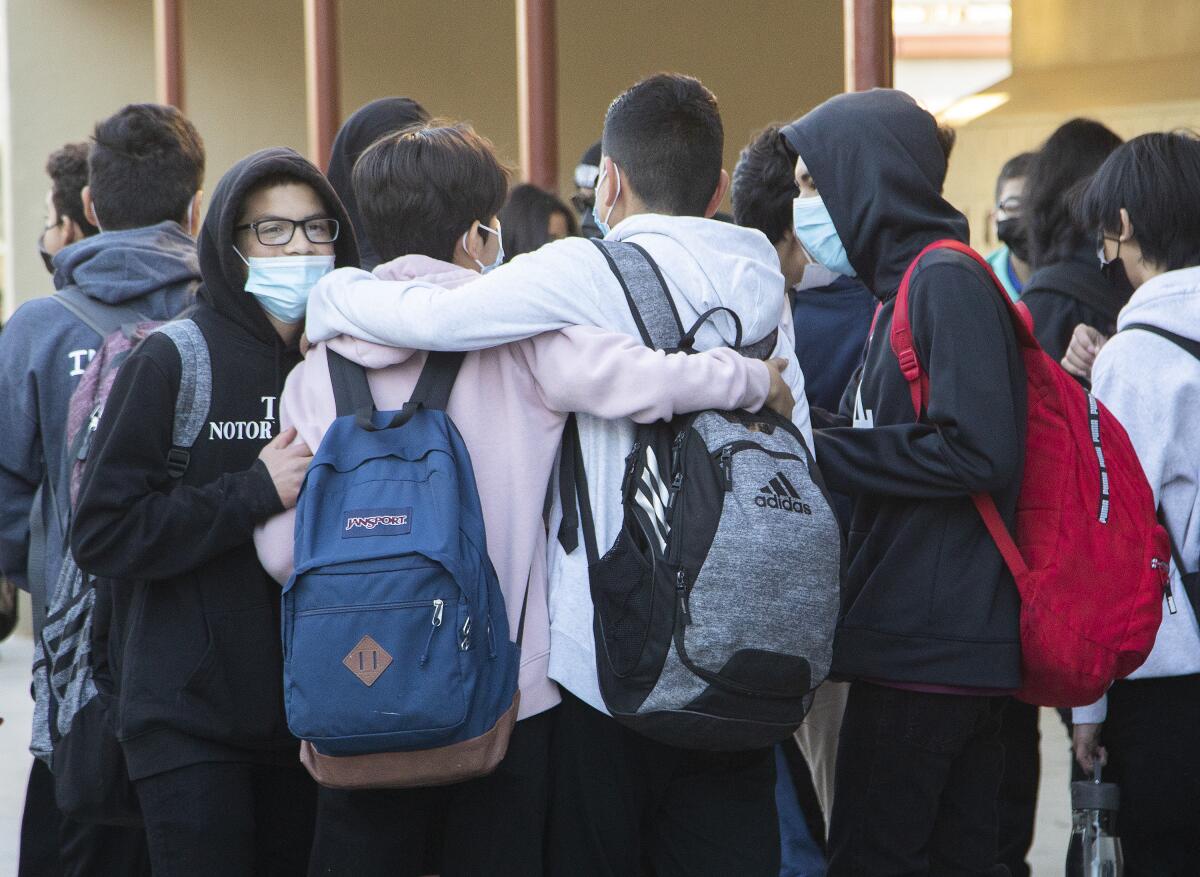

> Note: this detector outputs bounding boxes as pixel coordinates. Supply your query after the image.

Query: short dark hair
[352,122,509,264]
[46,142,98,236]
[601,73,723,216]
[731,125,798,245]
[499,183,579,258]
[1077,131,1200,273]
[89,103,205,230]
[995,151,1035,201]
[1025,118,1122,268]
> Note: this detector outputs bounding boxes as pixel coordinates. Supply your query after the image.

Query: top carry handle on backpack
[888,239,1169,707]
[557,238,843,751]
[284,348,527,789]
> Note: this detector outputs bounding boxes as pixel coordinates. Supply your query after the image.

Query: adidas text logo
[755,472,812,514]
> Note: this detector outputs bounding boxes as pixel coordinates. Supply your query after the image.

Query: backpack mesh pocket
[590,526,655,678]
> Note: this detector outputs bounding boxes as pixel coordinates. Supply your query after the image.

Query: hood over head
[327,97,430,271]
[782,89,968,300]
[53,220,200,305]
[198,146,359,346]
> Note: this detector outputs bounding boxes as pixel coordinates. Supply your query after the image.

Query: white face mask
[462,222,505,274]
[794,262,839,291]
[238,253,336,323]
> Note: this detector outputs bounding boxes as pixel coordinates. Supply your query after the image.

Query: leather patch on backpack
[343,635,392,686]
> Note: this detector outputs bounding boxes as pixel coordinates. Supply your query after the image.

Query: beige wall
[2,0,844,316]
[1013,0,1200,69]
[2,0,154,318]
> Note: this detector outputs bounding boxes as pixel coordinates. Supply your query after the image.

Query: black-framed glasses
[235,217,339,246]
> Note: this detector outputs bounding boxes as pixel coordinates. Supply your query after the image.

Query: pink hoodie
[254,255,772,721]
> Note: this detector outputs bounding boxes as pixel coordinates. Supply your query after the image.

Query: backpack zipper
[1153,558,1178,614]
[418,599,445,667]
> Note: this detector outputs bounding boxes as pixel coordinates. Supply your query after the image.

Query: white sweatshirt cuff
[1072,694,1108,725]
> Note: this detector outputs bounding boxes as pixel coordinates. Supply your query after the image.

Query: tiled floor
[0,633,1074,876]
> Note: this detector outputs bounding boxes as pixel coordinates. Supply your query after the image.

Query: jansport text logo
[341,507,413,538]
[755,473,812,514]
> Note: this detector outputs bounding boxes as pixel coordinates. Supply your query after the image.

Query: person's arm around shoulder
[71,337,310,581]
[517,325,794,423]
[306,238,608,350]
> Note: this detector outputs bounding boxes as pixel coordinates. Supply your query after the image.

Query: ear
[458,220,484,262]
[1118,207,1134,242]
[598,156,619,211]
[188,190,204,237]
[60,216,83,245]
[81,186,100,229]
[703,169,731,219]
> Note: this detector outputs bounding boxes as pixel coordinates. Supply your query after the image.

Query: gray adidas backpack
[31,319,211,821]
[558,239,842,751]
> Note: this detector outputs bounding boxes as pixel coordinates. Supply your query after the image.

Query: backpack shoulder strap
[409,351,467,411]
[890,239,1033,582]
[327,349,374,418]
[54,286,150,338]
[152,319,212,478]
[590,239,684,350]
[1122,323,1200,361]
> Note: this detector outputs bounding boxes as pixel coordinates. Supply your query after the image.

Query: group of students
[1,70,1199,877]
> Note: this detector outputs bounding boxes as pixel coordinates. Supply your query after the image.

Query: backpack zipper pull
[719,447,733,491]
[676,569,692,625]
[1154,558,1178,614]
[419,599,444,666]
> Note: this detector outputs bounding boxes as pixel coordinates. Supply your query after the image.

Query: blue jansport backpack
[283,349,524,790]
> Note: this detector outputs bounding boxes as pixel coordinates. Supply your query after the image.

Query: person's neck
[1009,253,1031,285]
[266,312,302,347]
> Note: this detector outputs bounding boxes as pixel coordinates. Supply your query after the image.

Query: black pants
[995,699,1040,877]
[828,682,1008,876]
[19,758,150,877]
[1098,674,1200,876]
[134,761,317,877]
[308,708,553,877]
[546,691,779,877]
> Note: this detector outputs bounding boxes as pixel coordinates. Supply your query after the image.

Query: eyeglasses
[235,217,339,246]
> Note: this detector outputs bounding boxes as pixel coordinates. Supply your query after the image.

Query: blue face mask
[241,254,335,323]
[462,222,505,274]
[592,165,621,237]
[792,195,856,278]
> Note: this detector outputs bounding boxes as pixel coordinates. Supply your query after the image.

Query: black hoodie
[72,148,359,780]
[326,97,429,271]
[1021,245,1129,363]
[782,90,1026,690]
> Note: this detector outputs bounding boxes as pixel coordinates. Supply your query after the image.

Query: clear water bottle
[1066,763,1123,877]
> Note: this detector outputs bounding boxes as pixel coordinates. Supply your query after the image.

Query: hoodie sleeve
[516,326,771,422]
[0,308,43,587]
[814,262,1022,498]
[773,301,816,455]
[305,239,608,350]
[72,340,285,581]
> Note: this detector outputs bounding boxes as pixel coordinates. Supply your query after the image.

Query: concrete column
[153,0,185,109]
[516,0,558,191]
[844,0,893,92]
[304,0,340,171]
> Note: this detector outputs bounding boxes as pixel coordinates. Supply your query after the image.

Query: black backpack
[558,239,843,751]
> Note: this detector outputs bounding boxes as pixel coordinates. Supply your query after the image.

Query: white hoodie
[307,214,809,712]
[1073,266,1200,725]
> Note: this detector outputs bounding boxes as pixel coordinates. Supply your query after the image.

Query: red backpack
[889,239,1169,707]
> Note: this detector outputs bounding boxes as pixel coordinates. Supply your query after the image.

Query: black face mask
[37,229,55,275]
[1099,239,1135,299]
[996,217,1030,264]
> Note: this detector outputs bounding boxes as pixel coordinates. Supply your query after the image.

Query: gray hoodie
[1073,265,1200,724]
